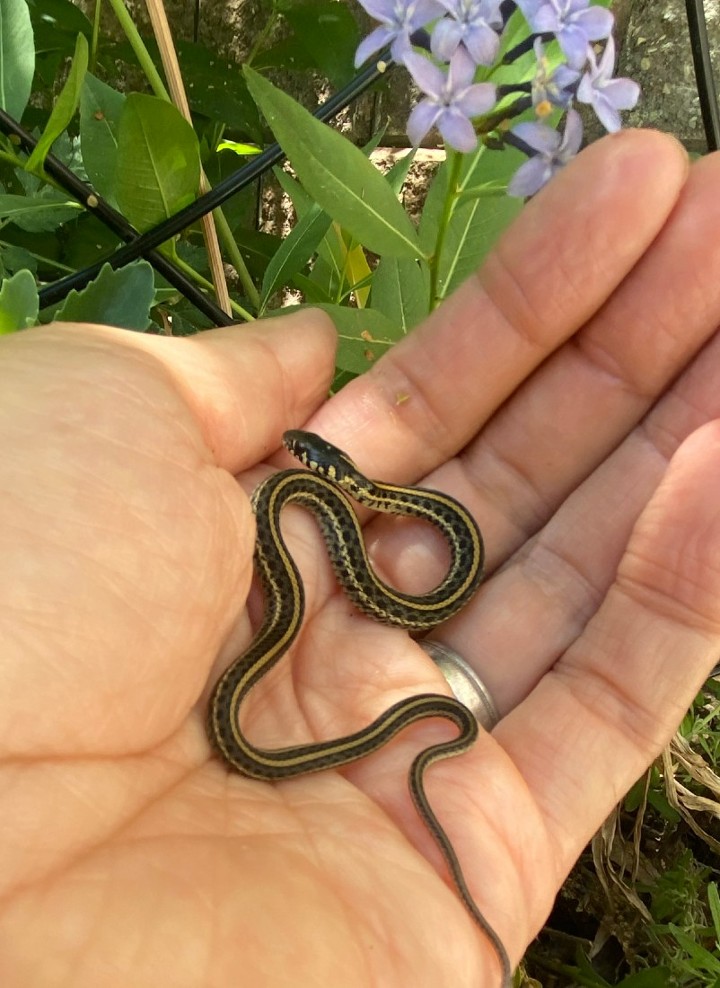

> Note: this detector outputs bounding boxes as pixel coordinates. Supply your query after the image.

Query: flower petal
[407,99,443,145]
[447,46,477,90]
[431,18,462,60]
[560,109,584,155]
[412,0,447,27]
[456,82,497,117]
[358,0,397,22]
[605,77,641,111]
[437,107,478,151]
[576,6,614,41]
[465,23,500,66]
[512,120,561,154]
[559,26,592,69]
[404,51,445,96]
[593,95,622,133]
[355,25,394,67]
[508,157,551,197]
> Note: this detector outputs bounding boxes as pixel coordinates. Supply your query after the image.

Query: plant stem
[429,150,463,310]
[170,250,254,321]
[105,0,170,100]
[213,208,260,310]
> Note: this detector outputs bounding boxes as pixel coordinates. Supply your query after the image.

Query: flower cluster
[354,0,640,196]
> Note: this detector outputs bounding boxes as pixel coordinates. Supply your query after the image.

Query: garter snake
[207,430,511,987]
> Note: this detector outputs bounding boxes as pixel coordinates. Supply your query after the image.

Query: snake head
[283,430,370,493]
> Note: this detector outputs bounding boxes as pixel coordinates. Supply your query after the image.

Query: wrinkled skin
[2,130,720,988]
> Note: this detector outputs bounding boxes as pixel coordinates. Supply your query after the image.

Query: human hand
[2,129,720,988]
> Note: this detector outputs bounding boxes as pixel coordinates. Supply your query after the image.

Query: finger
[99,310,337,473]
[503,420,720,866]
[365,149,720,620]
[0,315,334,757]
[456,149,720,565]
[439,320,720,713]
[313,130,688,478]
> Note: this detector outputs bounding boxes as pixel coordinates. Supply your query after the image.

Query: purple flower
[531,37,580,114]
[431,0,503,66]
[354,0,446,67]
[518,0,614,70]
[405,47,497,151]
[576,36,640,132]
[508,108,583,196]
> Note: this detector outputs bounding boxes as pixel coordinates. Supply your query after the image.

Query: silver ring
[420,641,500,730]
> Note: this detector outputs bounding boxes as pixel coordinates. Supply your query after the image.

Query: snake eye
[283,430,365,488]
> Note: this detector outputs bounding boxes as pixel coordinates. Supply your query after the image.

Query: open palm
[2,131,720,988]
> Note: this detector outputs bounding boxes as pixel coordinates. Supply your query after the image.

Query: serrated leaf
[0,0,35,119]
[80,74,126,205]
[0,243,37,277]
[115,94,200,233]
[0,269,39,333]
[53,260,155,330]
[244,65,422,260]
[27,33,88,173]
[260,203,332,309]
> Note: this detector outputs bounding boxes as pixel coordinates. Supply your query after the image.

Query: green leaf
[370,256,429,332]
[0,243,37,277]
[615,969,673,987]
[273,166,351,302]
[384,149,416,197]
[27,33,88,173]
[176,39,261,138]
[0,192,81,232]
[115,94,200,233]
[28,0,92,49]
[0,269,39,333]
[260,204,332,310]
[217,140,262,156]
[315,303,403,374]
[244,65,422,260]
[666,925,720,972]
[278,0,359,88]
[53,260,155,330]
[0,0,35,119]
[79,74,126,206]
[420,147,524,301]
[709,882,720,943]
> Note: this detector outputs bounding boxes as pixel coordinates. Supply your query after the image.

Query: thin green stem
[0,149,21,168]
[105,0,170,100]
[245,4,280,66]
[213,207,260,310]
[429,150,463,310]
[170,250,254,321]
[0,240,75,273]
[89,0,102,73]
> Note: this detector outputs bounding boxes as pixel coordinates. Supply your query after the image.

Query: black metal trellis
[0,50,394,322]
[685,0,720,152]
[0,105,236,326]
